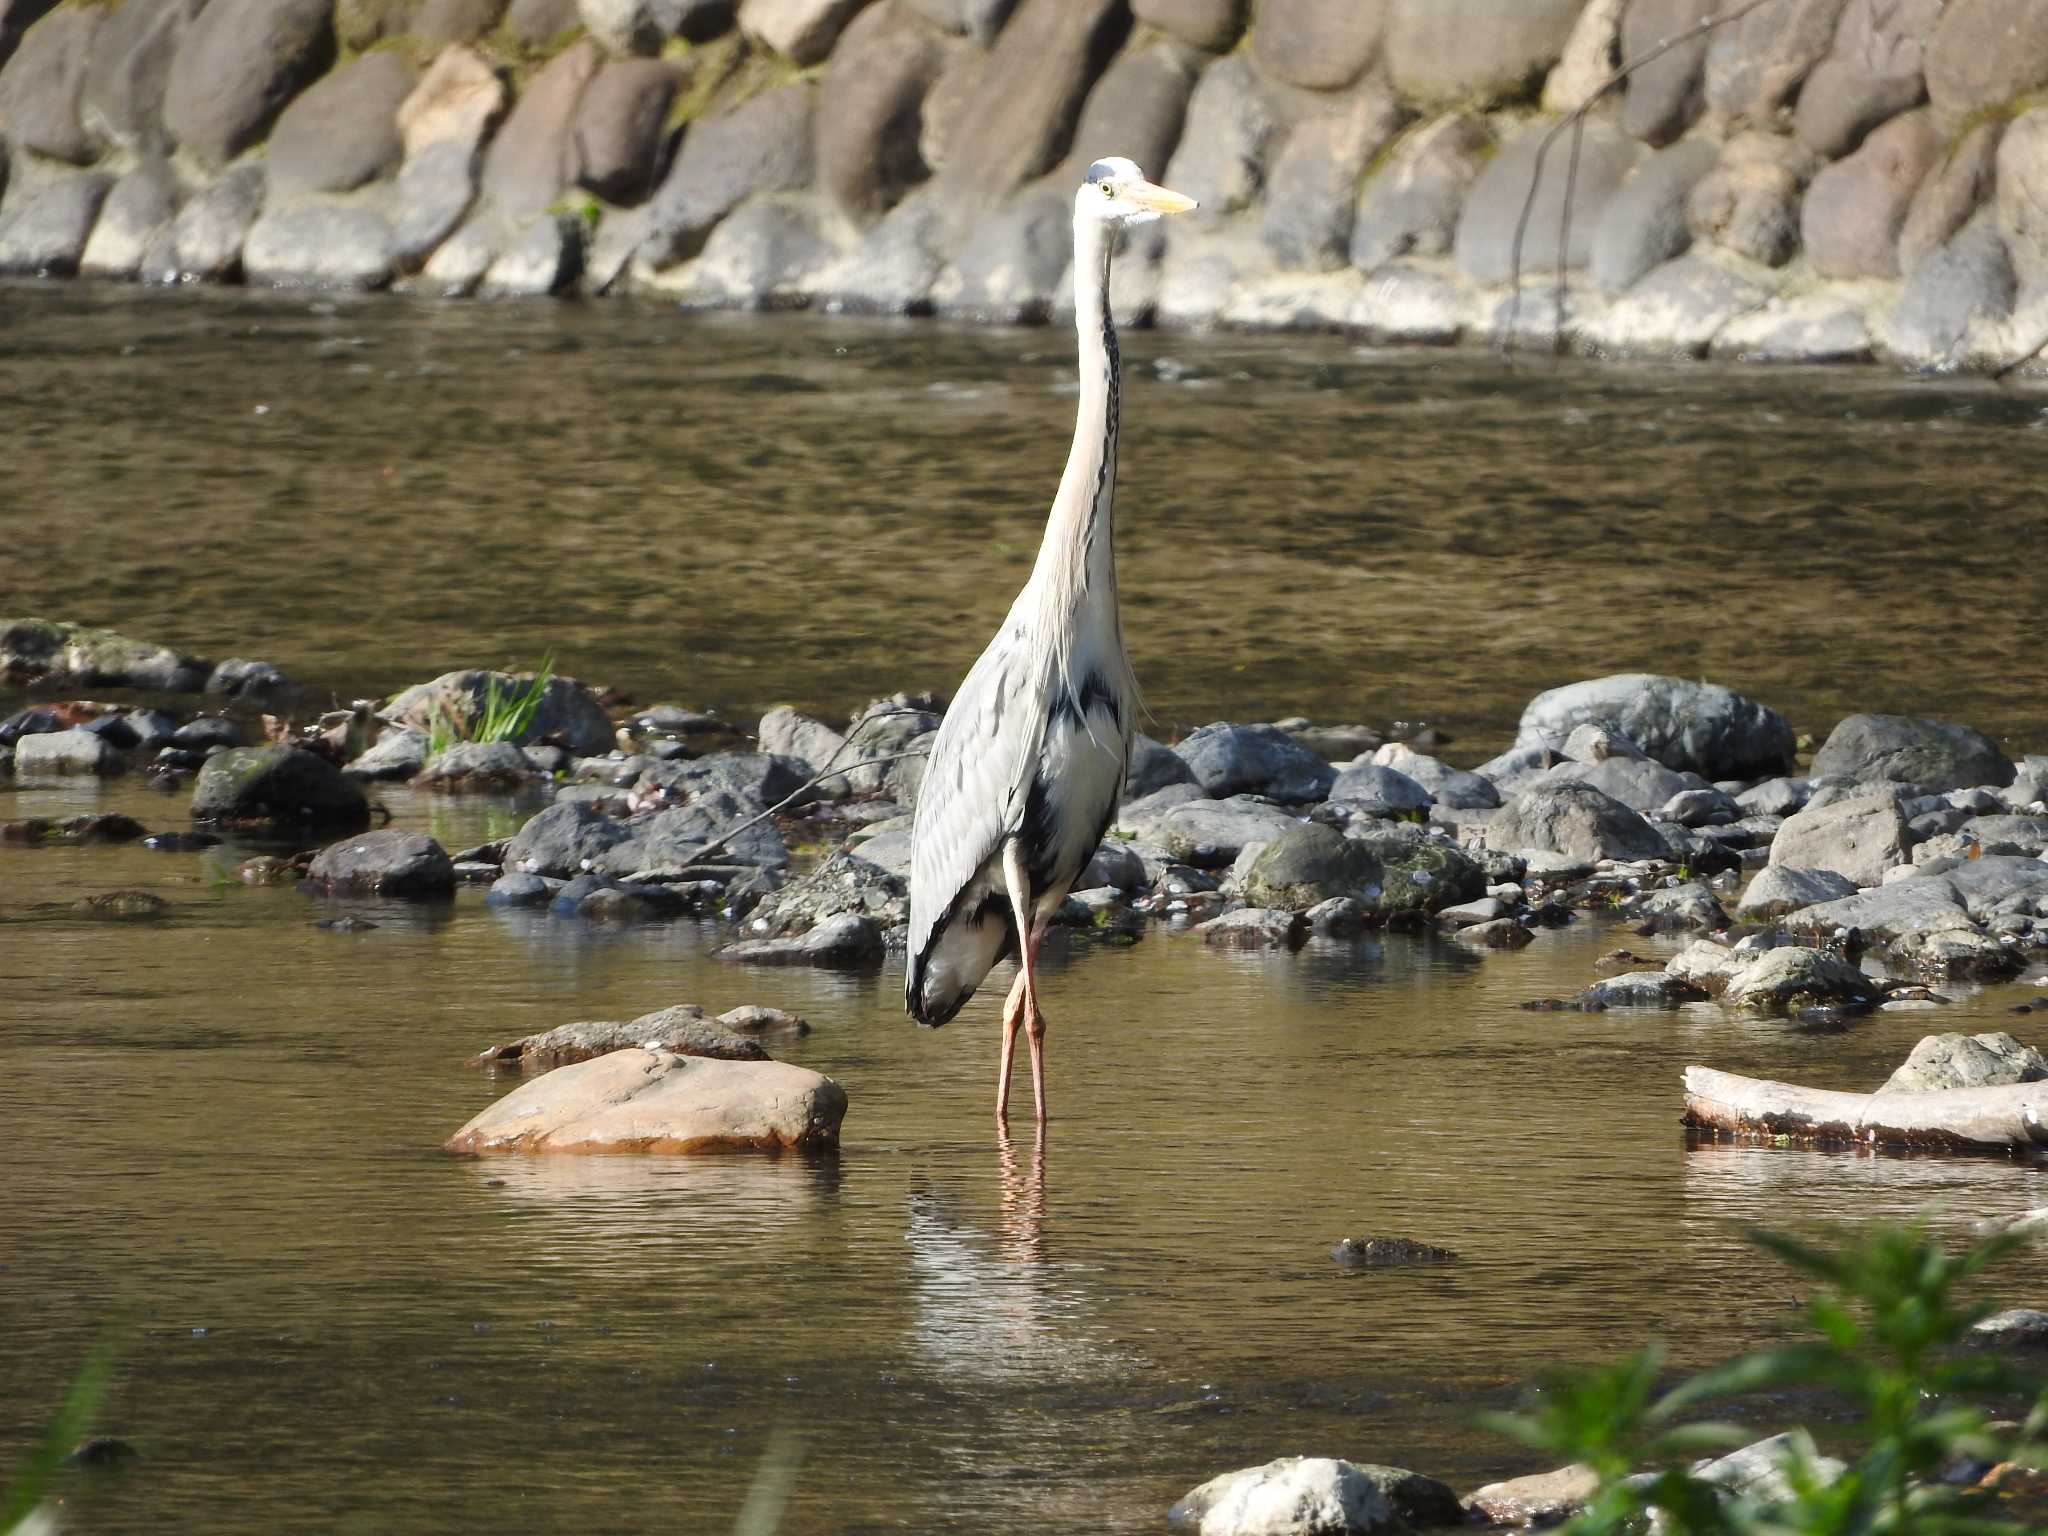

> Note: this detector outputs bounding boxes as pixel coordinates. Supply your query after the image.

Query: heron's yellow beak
[1127,180,1198,216]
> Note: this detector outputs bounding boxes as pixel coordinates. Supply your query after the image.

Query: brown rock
[1250,0,1385,93]
[505,0,580,45]
[1385,0,1583,110]
[1997,105,2048,274]
[815,0,942,224]
[1925,0,2048,136]
[1898,118,2000,274]
[417,0,508,42]
[398,44,506,158]
[574,59,680,205]
[739,0,869,64]
[163,0,335,169]
[915,35,982,175]
[1158,49,1273,218]
[471,1004,771,1068]
[1801,107,1938,278]
[639,81,813,265]
[481,38,598,220]
[1542,0,1624,115]
[1687,129,1820,266]
[937,0,1125,211]
[1130,0,1242,54]
[80,0,202,157]
[1621,0,1722,147]
[265,51,414,198]
[1261,87,1401,271]
[0,6,101,163]
[1465,1464,1599,1527]
[305,829,455,896]
[1702,0,1849,123]
[1793,0,1941,157]
[445,1048,846,1154]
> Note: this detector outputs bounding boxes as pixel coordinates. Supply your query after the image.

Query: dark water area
[4,284,2048,1533]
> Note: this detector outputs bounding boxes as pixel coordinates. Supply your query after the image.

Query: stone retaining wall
[2,0,2047,371]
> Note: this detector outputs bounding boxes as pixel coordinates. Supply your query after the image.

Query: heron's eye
[1098,182,1113,196]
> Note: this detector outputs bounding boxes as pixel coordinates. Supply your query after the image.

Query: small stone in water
[66,1436,138,1467]
[1330,1235,1459,1268]
[314,915,378,932]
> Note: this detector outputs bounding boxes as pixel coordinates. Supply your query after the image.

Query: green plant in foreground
[3,1336,113,1535]
[426,655,556,759]
[1485,1225,2048,1536]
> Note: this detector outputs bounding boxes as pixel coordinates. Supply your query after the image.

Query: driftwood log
[1684,1067,2048,1153]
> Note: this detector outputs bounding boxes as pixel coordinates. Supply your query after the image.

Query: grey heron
[906,156,1197,1124]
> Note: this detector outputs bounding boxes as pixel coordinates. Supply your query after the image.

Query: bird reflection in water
[996,1124,1048,1264]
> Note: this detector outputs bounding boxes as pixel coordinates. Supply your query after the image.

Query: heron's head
[1074,157,1197,228]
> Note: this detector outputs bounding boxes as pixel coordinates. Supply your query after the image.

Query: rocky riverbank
[4,0,2048,371]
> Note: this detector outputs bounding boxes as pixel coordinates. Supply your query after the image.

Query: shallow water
[4,285,2048,1533]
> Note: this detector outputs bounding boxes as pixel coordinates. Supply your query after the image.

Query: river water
[3,284,2047,1533]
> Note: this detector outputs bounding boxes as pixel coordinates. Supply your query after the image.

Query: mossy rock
[191,746,370,831]
[1245,823,1486,921]
[0,617,208,691]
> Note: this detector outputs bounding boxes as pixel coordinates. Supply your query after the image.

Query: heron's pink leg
[995,968,1026,1121]
[1000,840,1051,1125]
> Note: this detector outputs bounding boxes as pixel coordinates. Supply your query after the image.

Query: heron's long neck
[1033,215,1120,612]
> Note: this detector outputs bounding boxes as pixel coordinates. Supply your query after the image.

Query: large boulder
[1486,779,1669,861]
[1161,52,1275,219]
[639,83,813,266]
[1810,712,2015,792]
[1768,783,1911,886]
[0,6,100,163]
[1898,120,2000,275]
[480,37,598,222]
[191,746,371,831]
[1243,823,1486,921]
[0,617,207,690]
[1261,90,1401,272]
[1881,1032,2048,1094]
[1888,210,2014,363]
[171,162,265,279]
[163,0,334,168]
[1998,106,2048,277]
[1251,0,1384,92]
[1173,722,1336,803]
[1169,1456,1396,1536]
[80,0,201,158]
[1531,756,1693,814]
[1385,0,1582,108]
[1621,0,1714,145]
[1702,0,1849,123]
[574,59,681,205]
[0,174,110,277]
[445,1048,846,1153]
[1059,36,1198,187]
[1590,137,1719,294]
[383,668,615,756]
[1801,108,1938,279]
[814,1,942,226]
[1722,946,1876,1013]
[1131,0,1242,53]
[80,157,181,278]
[1924,0,2048,136]
[399,42,505,158]
[1453,117,1638,286]
[243,203,395,289]
[265,51,413,198]
[1687,130,1819,267]
[306,830,456,896]
[1514,673,1795,780]
[1795,0,1943,159]
[1350,113,1488,271]
[505,799,632,877]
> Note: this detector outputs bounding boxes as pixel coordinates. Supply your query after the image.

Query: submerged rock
[1197,906,1306,949]
[1329,1236,1458,1268]
[445,1048,845,1153]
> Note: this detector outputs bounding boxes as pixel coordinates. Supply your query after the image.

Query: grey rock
[1250,0,1386,93]
[393,139,478,269]
[1244,822,1486,920]
[1633,881,1730,933]
[80,0,200,159]
[1664,786,1741,826]
[1738,777,1811,817]
[1781,875,1972,941]
[1385,0,1582,108]
[1059,37,1197,189]
[420,219,498,295]
[814,1,940,226]
[172,162,265,279]
[1693,1435,1848,1502]
[1454,116,1638,286]
[1373,743,1499,809]
[1770,783,1912,886]
[1712,289,1874,364]
[244,202,395,289]
[1515,673,1796,781]
[1131,0,1241,53]
[1621,0,1713,145]
[1126,732,1200,798]
[1970,1308,2048,1349]
[384,669,615,756]
[417,0,512,43]
[1688,130,1819,267]
[1898,121,2001,276]
[1145,796,1304,868]
[717,1004,810,1037]
[481,38,598,222]
[420,740,536,787]
[903,0,1011,44]
[935,0,1123,210]
[1305,894,1365,935]
[506,801,633,878]
[163,0,334,168]
[1160,52,1273,219]
[1591,137,1718,295]
[748,843,907,934]
[817,182,946,311]
[574,59,680,206]
[936,187,1069,321]
[0,5,99,162]
[1456,916,1531,949]
[641,83,812,267]
[1,616,207,690]
[635,750,810,814]
[1702,0,1849,123]
[476,1005,767,1069]
[1197,905,1305,949]
[1584,249,1769,357]
[579,0,730,52]
[478,211,582,297]
[1737,864,1857,919]
[1327,763,1432,818]
[596,793,788,877]
[192,745,370,830]
[1889,210,2016,364]
[1487,780,1671,862]
[1170,1457,1396,1534]
[1795,0,1942,158]
[1802,108,1938,280]
[80,159,181,279]
[1081,838,1147,890]
[758,706,851,785]
[1350,113,1489,271]
[1582,970,1702,1008]
[1531,756,1693,814]
[1174,722,1335,804]
[1924,0,2048,136]
[485,871,556,907]
[345,728,430,781]
[1261,90,1400,273]
[1943,854,2048,919]
[0,173,109,277]
[1724,946,1876,1013]
[266,51,413,198]
[306,829,455,896]
[505,0,582,44]
[739,0,867,64]
[682,192,837,307]
[719,910,884,966]
[1812,712,2014,793]
[1881,1031,2048,1093]
[14,728,119,776]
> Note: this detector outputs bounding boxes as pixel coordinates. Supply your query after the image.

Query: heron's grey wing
[908,630,1046,963]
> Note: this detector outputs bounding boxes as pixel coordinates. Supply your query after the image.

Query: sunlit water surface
[3,285,2047,1533]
